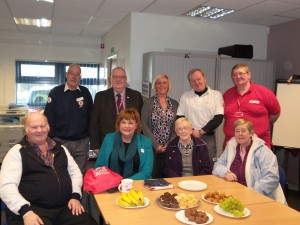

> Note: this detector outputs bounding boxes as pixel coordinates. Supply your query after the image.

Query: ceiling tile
[244,0,299,15]
[18,25,51,33]
[251,15,296,26]
[280,7,300,18]
[218,10,268,24]
[50,26,83,36]
[0,0,12,18]
[143,0,206,15]
[204,0,266,10]
[7,0,52,19]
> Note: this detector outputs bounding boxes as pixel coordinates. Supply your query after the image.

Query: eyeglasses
[112,75,126,80]
[232,72,248,77]
[177,126,189,132]
[68,71,81,76]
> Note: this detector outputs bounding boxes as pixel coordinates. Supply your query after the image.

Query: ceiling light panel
[186,6,235,19]
[36,0,53,3]
[14,17,51,27]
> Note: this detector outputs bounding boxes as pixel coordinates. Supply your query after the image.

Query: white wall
[101,15,131,80]
[0,32,101,105]
[127,12,269,92]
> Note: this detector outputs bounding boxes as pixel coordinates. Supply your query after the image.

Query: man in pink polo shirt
[223,63,280,148]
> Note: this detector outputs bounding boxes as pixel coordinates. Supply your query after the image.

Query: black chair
[279,165,287,195]
[1,199,7,225]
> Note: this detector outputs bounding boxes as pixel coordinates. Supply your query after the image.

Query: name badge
[249,100,260,104]
[76,97,84,102]
[234,111,244,117]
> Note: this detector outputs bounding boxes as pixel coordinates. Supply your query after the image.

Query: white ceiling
[1,0,300,39]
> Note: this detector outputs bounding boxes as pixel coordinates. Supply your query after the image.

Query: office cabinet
[0,126,24,162]
[216,58,275,93]
[143,52,275,98]
[142,52,217,102]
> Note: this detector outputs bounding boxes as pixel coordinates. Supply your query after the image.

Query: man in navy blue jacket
[44,64,93,174]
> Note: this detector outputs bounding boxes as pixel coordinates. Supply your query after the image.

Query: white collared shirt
[64,83,81,92]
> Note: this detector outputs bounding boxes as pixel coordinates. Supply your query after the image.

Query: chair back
[1,199,7,225]
[279,165,287,194]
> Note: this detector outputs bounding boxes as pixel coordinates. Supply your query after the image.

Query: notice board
[272,80,300,148]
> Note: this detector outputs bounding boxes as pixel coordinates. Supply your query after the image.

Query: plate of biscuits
[175,208,213,225]
[201,191,230,204]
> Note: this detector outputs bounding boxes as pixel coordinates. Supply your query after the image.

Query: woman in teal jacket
[94,108,153,180]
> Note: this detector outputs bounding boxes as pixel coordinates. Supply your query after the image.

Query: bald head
[24,112,50,145]
[24,112,49,131]
[66,64,81,90]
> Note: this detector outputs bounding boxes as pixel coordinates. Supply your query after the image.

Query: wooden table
[94,175,300,225]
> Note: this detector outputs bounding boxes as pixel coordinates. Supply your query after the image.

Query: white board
[272,82,300,148]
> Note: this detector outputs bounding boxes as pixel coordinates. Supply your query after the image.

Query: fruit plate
[156,197,200,211]
[175,210,213,225]
[116,197,150,209]
[178,180,207,191]
[213,205,250,218]
[201,194,229,205]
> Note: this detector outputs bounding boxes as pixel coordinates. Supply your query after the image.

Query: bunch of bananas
[117,189,145,207]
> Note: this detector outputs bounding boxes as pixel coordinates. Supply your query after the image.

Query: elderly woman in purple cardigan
[162,117,212,177]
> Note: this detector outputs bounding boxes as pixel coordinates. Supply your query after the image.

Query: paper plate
[201,193,230,204]
[178,180,207,191]
[175,210,213,225]
[214,205,250,218]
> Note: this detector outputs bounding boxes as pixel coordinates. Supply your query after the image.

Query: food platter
[116,197,150,209]
[201,194,219,204]
[156,197,200,211]
[213,205,250,218]
[178,180,207,191]
[175,210,213,225]
[201,193,229,205]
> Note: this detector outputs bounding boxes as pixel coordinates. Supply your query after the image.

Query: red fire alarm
[100,44,104,49]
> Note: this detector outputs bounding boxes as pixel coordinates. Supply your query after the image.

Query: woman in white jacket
[213,118,286,204]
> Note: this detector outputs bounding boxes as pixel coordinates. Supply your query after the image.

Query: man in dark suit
[90,66,143,154]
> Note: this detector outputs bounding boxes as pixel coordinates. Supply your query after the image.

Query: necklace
[179,140,193,157]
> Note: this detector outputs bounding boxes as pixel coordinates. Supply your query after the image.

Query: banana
[118,190,146,207]
[127,193,139,206]
[137,191,145,205]
[129,189,140,201]
[121,192,132,205]
[118,197,131,207]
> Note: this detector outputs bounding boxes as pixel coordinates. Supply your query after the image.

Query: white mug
[118,178,133,193]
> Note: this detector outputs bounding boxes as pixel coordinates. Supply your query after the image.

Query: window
[16,61,106,111]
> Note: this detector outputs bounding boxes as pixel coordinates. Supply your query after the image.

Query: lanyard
[236,95,245,112]
[115,95,124,112]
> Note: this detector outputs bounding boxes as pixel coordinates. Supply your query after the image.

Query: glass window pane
[82,67,98,79]
[65,65,98,79]
[16,61,105,110]
[21,64,55,77]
